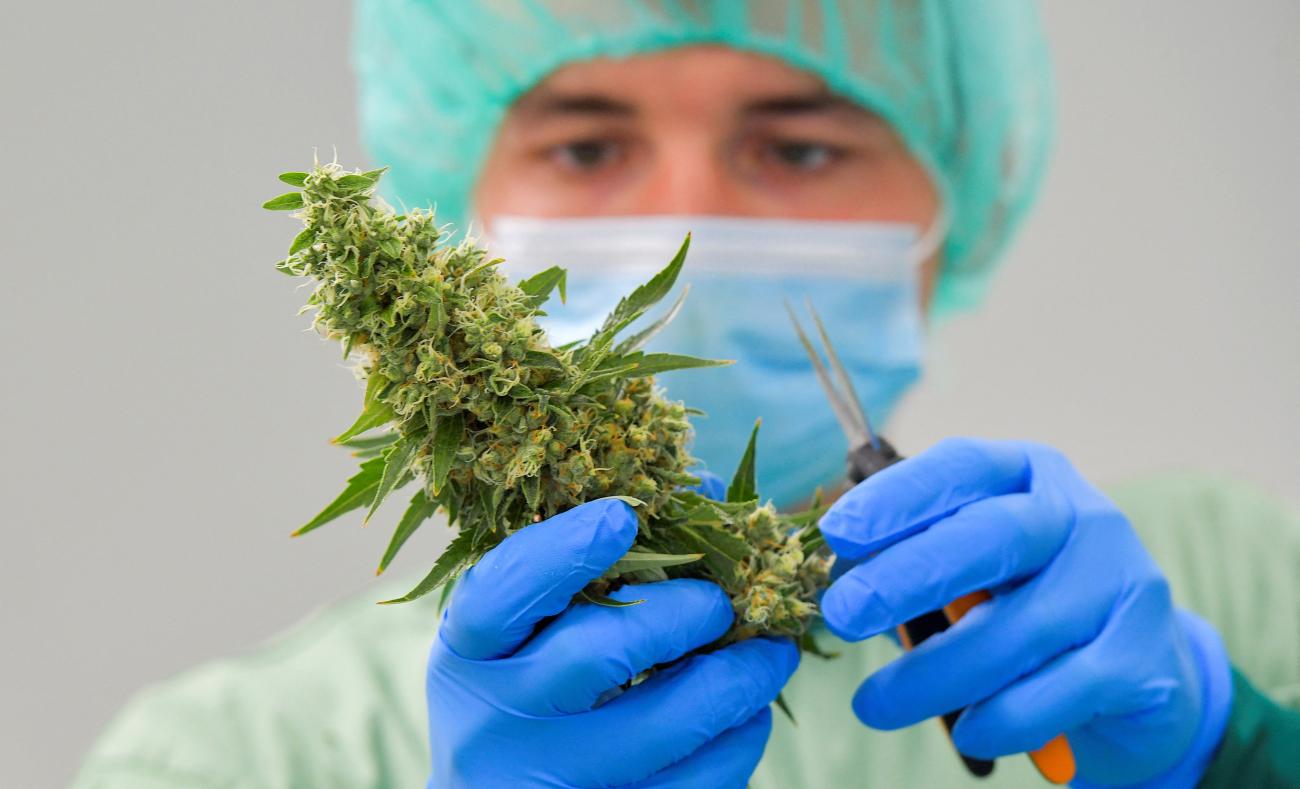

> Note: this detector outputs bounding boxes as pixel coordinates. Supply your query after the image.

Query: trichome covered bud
[266,161,833,647]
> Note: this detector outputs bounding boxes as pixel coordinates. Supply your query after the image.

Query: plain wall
[2,2,1297,785]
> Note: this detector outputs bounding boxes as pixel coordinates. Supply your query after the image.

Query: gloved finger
[845,563,1113,730]
[625,707,773,789]
[820,492,1072,641]
[819,438,1030,560]
[585,637,799,786]
[440,498,637,660]
[502,578,734,715]
[950,644,1142,760]
[951,576,1186,760]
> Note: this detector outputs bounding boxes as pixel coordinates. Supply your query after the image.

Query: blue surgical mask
[483,215,927,508]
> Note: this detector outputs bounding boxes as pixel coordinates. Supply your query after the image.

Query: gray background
[3,2,1297,786]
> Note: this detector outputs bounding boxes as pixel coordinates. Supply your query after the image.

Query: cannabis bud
[265,161,832,647]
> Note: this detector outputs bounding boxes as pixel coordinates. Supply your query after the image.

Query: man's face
[474,46,942,303]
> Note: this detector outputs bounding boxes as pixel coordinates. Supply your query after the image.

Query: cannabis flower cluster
[265,162,832,646]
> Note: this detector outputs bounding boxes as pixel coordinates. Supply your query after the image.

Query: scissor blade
[785,301,869,449]
[804,298,878,451]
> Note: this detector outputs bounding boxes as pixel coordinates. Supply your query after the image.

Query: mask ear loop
[909,204,951,268]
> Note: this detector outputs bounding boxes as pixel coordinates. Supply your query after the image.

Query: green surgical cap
[353,0,1054,314]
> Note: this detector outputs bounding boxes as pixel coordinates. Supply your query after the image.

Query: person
[75,2,1300,787]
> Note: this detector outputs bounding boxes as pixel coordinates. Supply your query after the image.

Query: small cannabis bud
[265,161,832,646]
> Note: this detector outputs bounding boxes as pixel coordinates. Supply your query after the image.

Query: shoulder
[1108,470,1300,536]
[1107,470,1300,703]
[1106,469,1300,589]
[73,582,436,788]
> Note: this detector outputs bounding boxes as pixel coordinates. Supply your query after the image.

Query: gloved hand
[817,438,1234,787]
[426,497,799,788]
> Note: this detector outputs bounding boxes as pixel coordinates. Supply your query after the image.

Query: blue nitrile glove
[817,438,1233,787]
[689,470,728,501]
[427,498,800,788]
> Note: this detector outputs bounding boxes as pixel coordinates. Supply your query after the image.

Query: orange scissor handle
[942,590,1077,784]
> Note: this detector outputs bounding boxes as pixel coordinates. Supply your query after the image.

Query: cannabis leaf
[726,420,761,503]
[381,528,487,605]
[579,590,645,608]
[629,352,730,378]
[430,413,463,496]
[377,489,438,574]
[607,549,703,575]
[333,374,397,444]
[364,437,417,523]
[263,192,304,210]
[592,234,690,341]
[518,265,568,307]
[615,286,689,354]
[293,456,384,537]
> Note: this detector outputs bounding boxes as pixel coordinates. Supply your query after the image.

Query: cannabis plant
[265,161,831,646]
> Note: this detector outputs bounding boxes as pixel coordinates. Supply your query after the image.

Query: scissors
[787,300,1076,785]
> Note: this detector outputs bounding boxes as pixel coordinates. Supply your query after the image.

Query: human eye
[764,139,845,172]
[547,138,626,173]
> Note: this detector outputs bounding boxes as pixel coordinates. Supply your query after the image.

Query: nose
[637,140,749,216]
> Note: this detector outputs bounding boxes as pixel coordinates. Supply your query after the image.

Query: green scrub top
[73,472,1300,788]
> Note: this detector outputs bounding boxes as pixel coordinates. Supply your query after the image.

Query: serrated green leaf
[595,350,642,369]
[672,522,752,584]
[292,456,384,537]
[263,191,304,210]
[336,174,376,191]
[332,374,396,444]
[518,265,568,307]
[365,438,417,523]
[431,412,463,495]
[339,432,400,453]
[607,549,703,576]
[362,166,390,182]
[591,234,690,345]
[679,522,751,562]
[575,363,641,393]
[726,420,761,503]
[379,528,477,604]
[278,171,308,187]
[629,353,731,378]
[436,576,457,612]
[377,489,438,574]
[579,589,645,607]
[523,349,567,371]
[616,286,689,353]
[288,227,315,256]
[332,401,397,444]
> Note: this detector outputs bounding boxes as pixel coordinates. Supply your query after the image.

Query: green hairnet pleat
[353,0,1054,315]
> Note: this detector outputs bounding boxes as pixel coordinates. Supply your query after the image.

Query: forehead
[511,44,865,120]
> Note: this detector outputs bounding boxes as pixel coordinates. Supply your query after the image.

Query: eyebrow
[513,93,637,118]
[741,92,861,117]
